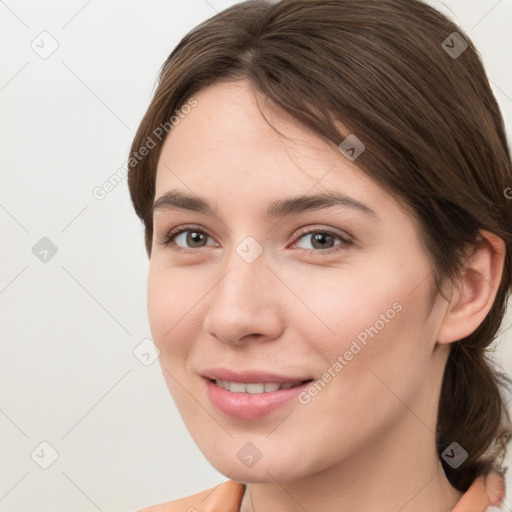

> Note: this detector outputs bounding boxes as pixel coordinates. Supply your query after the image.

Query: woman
[127,0,512,510]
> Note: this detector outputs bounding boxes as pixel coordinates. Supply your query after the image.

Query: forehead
[154,80,400,221]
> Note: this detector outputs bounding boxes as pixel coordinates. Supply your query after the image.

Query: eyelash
[157,224,353,256]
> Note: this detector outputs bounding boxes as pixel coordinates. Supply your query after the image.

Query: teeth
[214,379,304,393]
[247,383,265,393]
[230,382,246,393]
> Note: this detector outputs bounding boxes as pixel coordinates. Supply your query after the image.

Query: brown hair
[127,0,512,492]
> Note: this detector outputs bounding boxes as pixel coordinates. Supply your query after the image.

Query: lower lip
[205,378,311,420]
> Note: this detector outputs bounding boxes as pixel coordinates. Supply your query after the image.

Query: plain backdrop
[0,1,511,511]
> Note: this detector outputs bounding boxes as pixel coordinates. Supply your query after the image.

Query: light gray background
[0,1,511,511]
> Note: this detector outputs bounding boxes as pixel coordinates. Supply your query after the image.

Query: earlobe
[436,230,505,345]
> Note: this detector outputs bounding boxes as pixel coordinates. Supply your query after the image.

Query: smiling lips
[202,368,315,419]
[213,379,310,393]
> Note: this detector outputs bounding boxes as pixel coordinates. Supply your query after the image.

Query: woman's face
[148,80,450,482]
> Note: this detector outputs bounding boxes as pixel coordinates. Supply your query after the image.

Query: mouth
[204,377,315,420]
[209,378,314,393]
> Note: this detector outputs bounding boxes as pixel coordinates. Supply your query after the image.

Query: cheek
[282,263,406,341]
[317,281,435,418]
[146,264,204,358]
[285,255,435,372]
[147,265,169,342]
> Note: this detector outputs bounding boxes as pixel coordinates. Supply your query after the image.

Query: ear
[436,230,506,344]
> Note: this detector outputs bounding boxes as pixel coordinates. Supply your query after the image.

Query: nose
[202,251,284,346]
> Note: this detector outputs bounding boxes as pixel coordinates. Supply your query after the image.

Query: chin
[214,464,294,484]
[201,446,314,484]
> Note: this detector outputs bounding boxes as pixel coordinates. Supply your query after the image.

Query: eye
[157,225,352,256]
[157,225,217,252]
[292,228,352,255]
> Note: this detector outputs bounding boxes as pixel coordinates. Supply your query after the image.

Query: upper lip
[202,368,313,384]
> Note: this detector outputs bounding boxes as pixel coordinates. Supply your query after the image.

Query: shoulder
[451,472,507,512]
[136,480,246,512]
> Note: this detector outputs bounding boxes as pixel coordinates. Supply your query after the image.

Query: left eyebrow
[152,190,380,221]
[266,191,379,220]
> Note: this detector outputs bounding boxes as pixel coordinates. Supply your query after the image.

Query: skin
[147,80,505,512]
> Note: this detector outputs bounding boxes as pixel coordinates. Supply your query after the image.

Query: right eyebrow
[153,191,217,216]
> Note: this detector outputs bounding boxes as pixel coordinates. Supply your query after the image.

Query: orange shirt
[137,472,506,512]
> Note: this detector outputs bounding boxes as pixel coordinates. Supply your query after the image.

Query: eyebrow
[152,190,379,220]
